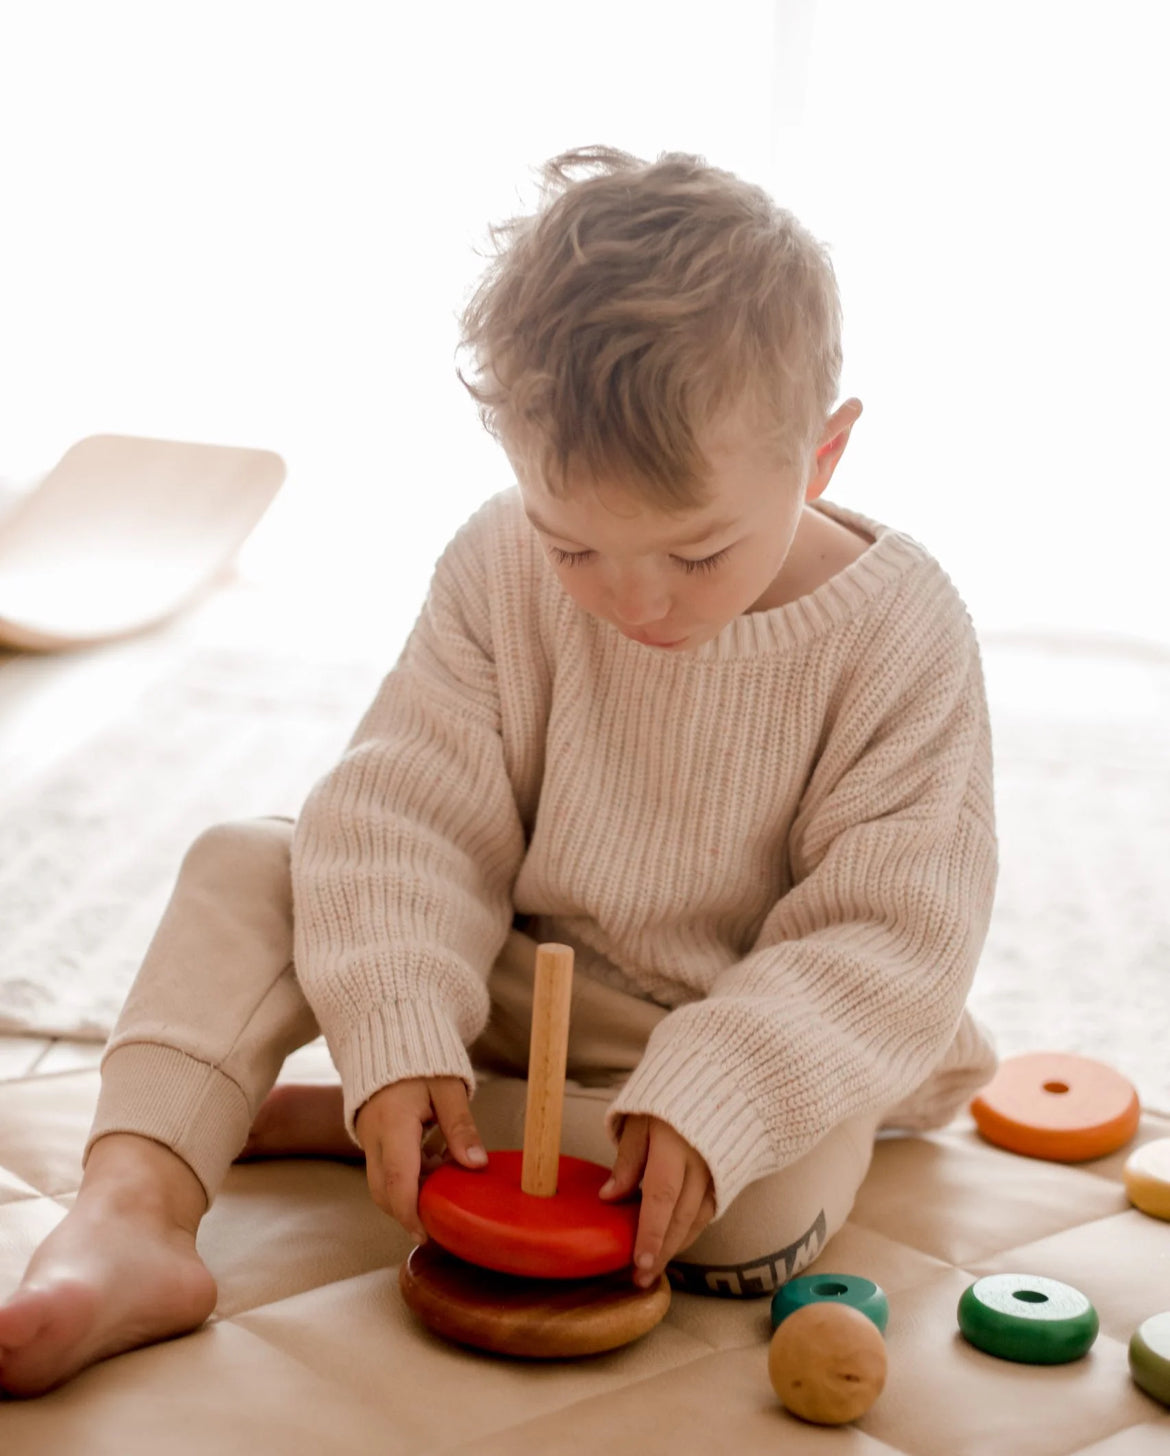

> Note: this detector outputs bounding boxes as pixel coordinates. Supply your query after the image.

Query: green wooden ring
[1129,1311,1170,1406]
[771,1273,889,1334]
[958,1274,1098,1365]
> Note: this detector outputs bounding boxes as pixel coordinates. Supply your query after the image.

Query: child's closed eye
[676,547,730,575]
[547,545,731,574]
[548,546,596,568]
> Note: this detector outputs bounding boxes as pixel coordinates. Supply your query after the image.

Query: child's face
[513,408,855,652]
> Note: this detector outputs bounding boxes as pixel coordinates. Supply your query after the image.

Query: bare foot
[237,1083,363,1162]
[0,1135,217,1398]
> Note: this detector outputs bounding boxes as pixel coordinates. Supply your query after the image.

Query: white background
[2,0,1167,651]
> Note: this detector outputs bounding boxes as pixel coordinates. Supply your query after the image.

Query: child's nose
[609,579,671,627]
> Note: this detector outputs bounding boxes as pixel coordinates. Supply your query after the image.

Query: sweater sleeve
[290,508,527,1139]
[606,600,998,1216]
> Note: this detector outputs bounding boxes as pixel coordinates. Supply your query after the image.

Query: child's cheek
[555,568,598,616]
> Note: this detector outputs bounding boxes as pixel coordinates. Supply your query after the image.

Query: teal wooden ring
[1129,1311,1170,1406]
[770,1272,889,1334]
[958,1274,1099,1364]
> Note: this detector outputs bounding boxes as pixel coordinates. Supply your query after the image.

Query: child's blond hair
[458,145,842,510]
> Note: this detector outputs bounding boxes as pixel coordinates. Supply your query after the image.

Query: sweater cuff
[605,1042,776,1217]
[331,1000,475,1142]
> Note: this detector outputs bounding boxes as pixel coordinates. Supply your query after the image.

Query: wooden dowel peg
[415,939,643,1284]
[521,943,574,1197]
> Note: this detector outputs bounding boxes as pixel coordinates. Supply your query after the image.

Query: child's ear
[806,397,863,502]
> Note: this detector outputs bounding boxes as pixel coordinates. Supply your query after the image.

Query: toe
[0,1286,57,1349]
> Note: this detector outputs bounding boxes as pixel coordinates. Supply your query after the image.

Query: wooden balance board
[0,434,284,651]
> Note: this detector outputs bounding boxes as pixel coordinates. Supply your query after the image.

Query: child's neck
[752,504,872,612]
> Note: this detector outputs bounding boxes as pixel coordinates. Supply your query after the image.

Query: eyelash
[548,546,731,575]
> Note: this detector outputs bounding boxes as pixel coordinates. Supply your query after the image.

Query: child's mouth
[628,631,688,649]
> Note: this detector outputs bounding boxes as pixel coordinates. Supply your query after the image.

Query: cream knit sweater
[291,489,997,1215]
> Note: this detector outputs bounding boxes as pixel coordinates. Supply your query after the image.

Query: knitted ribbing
[291,489,997,1214]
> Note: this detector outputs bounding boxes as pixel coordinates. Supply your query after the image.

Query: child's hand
[599,1115,715,1287]
[354,1076,487,1240]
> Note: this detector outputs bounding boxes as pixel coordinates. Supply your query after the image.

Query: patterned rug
[1,636,1168,1111]
[971,636,1170,1112]
[0,647,383,1040]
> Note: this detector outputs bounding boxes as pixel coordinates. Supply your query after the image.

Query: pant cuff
[85,1042,254,1205]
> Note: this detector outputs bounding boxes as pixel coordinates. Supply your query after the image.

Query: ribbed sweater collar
[582,501,930,665]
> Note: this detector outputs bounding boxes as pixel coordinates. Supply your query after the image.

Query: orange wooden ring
[418,1150,638,1279]
[971,1052,1140,1162]
[399,1242,670,1358]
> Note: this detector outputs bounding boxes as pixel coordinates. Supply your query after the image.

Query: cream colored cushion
[2,1067,1168,1454]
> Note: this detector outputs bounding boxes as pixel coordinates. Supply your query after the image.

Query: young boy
[0,146,997,1397]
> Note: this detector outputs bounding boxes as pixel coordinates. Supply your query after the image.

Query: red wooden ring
[418,1151,638,1279]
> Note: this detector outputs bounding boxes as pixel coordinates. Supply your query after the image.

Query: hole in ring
[1043,1081,1070,1095]
[1013,1290,1049,1304]
[812,1281,849,1297]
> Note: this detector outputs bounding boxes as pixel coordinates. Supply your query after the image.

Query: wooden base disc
[970,1051,1140,1162]
[399,1242,671,1358]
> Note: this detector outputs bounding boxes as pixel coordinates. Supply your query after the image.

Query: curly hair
[457,145,842,510]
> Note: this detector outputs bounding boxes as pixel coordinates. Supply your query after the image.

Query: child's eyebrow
[524,506,738,550]
[666,518,740,547]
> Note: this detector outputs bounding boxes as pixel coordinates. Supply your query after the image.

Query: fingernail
[466,1145,488,1166]
[598,1178,616,1198]
[636,1252,654,1271]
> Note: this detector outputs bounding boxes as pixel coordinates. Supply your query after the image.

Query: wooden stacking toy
[399,943,671,1357]
[768,1301,887,1425]
[970,1051,1140,1162]
[1124,1137,1170,1220]
[957,1274,1099,1364]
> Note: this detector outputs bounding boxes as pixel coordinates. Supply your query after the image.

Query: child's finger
[429,1078,488,1169]
[630,1139,690,1278]
[636,1179,715,1288]
[635,1162,708,1286]
[658,1173,708,1271]
[678,1188,718,1257]
[373,1115,427,1238]
[599,1115,650,1200]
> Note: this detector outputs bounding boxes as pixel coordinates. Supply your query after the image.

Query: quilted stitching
[1,1067,1168,1455]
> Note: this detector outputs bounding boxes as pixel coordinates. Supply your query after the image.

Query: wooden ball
[768,1300,887,1425]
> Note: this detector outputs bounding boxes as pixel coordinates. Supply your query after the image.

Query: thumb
[430,1078,488,1169]
[600,1115,649,1200]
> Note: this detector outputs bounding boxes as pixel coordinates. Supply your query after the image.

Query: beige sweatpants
[87,818,882,1297]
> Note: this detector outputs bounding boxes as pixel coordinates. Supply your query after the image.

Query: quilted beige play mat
[1,1048,1168,1454]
